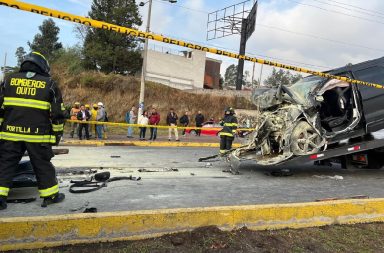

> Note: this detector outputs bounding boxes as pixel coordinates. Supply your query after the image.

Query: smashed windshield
[286,75,326,106]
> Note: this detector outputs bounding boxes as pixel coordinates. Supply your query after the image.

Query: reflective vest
[90,109,98,121]
[0,72,65,143]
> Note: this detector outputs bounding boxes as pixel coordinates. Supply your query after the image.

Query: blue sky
[0,0,383,81]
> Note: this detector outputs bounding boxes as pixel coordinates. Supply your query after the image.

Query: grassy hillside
[52,62,256,124]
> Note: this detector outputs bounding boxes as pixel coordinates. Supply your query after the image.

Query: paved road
[2,146,384,217]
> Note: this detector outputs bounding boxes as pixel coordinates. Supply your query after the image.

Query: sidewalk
[61,133,245,148]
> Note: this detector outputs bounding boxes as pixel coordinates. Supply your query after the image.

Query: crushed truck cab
[230,57,384,168]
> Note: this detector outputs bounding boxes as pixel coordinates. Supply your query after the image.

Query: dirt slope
[52,65,256,124]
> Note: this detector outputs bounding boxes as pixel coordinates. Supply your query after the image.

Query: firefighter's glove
[54,134,62,146]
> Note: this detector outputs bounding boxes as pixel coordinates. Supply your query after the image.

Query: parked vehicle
[186,121,221,136]
[232,57,384,166]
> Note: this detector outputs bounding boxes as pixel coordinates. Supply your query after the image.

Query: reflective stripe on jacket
[219,114,238,137]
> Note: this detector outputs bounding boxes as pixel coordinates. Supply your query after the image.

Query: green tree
[224,64,237,87]
[264,68,303,87]
[83,0,143,74]
[15,47,26,66]
[219,75,224,89]
[28,19,62,61]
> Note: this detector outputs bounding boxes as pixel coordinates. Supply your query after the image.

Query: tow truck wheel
[291,121,324,155]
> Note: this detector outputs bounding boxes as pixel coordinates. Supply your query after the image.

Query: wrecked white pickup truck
[230,57,384,167]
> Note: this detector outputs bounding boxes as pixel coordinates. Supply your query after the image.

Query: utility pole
[251,61,256,88]
[138,0,153,116]
[2,53,6,82]
[235,18,248,91]
[258,64,263,88]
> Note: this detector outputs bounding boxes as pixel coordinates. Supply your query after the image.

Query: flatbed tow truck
[227,131,384,171]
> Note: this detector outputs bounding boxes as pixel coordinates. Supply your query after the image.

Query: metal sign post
[207,0,258,90]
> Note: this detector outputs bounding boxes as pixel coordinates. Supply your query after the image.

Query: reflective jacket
[219,114,238,137]
[0,71,65,144]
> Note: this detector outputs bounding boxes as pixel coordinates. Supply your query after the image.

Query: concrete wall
[146,49,206,90]
[184,88,252,99]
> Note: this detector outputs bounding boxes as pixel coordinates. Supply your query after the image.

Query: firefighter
[219,107,238,155]
[0,52,65,210]
[70,101,80,138]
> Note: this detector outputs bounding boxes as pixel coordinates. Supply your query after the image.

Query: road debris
[313,175,344,180]
[83,207,97,213]
[70,201,90,212]
[69,172,141,193]
[138,168,179,173]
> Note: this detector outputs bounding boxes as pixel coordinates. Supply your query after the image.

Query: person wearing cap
[219,107,238,155]
[90,103,98,139]
[70,102,81,138]
[0,51,66,210]
[96,102,106,139]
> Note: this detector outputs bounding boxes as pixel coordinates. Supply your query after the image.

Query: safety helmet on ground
[21,52,50,75]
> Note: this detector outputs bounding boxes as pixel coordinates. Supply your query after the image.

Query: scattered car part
[69,172,142,194]
[83,207,97,213]
[138,168,179,172]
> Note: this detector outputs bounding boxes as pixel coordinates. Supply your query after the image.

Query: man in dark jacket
[219,107,238,155]
[179,111,190,136]
[166,108,179,141]
[195,111,205,136]
[77,104,91,140]
[0,52,65,210]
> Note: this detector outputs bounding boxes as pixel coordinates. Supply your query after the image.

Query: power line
[151,33,334,70]
[309,0,384,20]
[318,0,384,17]
[257,24,384,53]
[286,0,384,26]
[153,0,384,53]
[153,0,208,14]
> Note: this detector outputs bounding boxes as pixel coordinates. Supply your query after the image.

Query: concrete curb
[60,140,242,148]
[2,199,384,251]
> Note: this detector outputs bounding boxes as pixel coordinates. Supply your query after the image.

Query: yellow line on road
[2,199,384,251]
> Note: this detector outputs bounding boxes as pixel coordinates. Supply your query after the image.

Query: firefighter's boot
[0,196,7,210]
[41,193,65,208]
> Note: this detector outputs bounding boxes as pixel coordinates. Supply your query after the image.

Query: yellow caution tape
[67,120,253,132]
[0,0,383,89]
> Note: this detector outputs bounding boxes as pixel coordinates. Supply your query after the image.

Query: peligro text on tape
[0,0,383,89]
